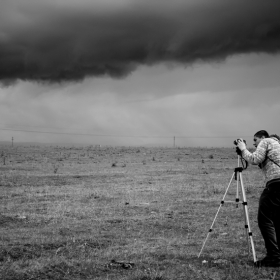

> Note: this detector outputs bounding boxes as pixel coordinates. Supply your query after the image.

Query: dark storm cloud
[0,0,280,83]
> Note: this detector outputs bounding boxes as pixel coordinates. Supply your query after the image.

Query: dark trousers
[258,182,280,258]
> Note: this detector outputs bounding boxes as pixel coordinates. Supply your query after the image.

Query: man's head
[253,130,269,148]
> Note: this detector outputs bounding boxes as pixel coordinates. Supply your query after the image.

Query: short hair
[254,130,269,138]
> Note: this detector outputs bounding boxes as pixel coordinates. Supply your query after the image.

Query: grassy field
[0,144,279,279]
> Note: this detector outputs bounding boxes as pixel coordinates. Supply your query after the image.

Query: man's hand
[237,139,246,151]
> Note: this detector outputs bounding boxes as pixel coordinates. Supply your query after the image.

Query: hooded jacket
[241,137,280,184]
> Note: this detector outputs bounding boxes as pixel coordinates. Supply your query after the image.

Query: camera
[234,139,246,156]
[233,139,246,146]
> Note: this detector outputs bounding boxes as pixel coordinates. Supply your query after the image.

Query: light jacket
[241,137,280,184]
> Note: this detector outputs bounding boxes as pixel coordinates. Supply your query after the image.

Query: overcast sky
[0,0,280,147]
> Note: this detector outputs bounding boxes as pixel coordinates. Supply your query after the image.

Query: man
[237,130,280,267]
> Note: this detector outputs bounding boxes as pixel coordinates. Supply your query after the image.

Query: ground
[0,144,279,279]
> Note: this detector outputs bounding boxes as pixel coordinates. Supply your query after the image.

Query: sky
[0,0,280,147]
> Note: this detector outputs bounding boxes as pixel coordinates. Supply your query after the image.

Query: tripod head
[237,154,248,170]
[235,147,242,156]
[234,139,248,169]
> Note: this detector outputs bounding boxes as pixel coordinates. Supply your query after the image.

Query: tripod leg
[243,205,251,257]
[236,172,250,256]
[240,174,251,257]
[198,172,235,258]
[239,173,257,263]
[236,158,240,208]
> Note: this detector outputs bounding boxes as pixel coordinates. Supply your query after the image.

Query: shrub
[53,165,59,174]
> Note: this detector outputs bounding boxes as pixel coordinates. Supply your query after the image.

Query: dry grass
[0,145,279,279]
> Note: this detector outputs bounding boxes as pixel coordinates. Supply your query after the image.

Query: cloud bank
[0,0,280,83]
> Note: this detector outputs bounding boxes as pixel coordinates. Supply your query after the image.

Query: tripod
[198,155,257,263]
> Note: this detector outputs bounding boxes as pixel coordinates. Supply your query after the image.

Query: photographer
[236,130,280,267]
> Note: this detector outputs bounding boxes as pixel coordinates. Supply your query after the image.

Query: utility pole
[12,137,14,147]
[173,136,175,148]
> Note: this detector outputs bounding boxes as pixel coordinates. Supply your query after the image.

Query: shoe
[254,256,280,268]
